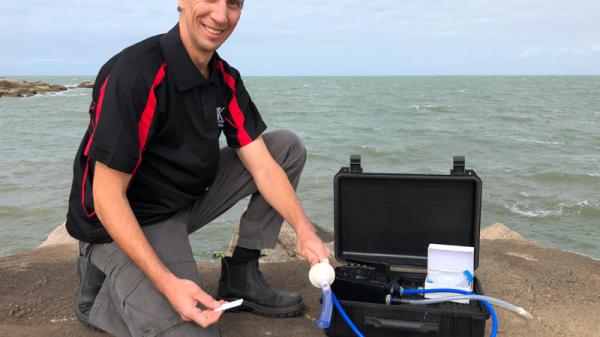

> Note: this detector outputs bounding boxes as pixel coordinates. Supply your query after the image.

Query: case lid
[334,156,482,269]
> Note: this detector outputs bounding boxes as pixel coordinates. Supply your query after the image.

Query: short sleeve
[88,64,151,173]
[220,70,267,148]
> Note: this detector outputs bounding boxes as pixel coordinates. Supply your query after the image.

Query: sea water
[1,76,599,260]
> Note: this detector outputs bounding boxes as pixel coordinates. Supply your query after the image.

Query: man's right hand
[163,276,225,328]
[93,161,224,329]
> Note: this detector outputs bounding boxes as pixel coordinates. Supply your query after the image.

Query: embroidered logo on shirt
[216,107,225,128]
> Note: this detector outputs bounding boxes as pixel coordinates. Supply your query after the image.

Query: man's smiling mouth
[203,24,225,36]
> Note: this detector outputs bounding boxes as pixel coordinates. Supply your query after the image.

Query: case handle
[364,316,440,333]
[349,154,363,173]
[451,155,466,175]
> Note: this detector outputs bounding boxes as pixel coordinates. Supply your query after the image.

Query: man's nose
[211,0,229,26]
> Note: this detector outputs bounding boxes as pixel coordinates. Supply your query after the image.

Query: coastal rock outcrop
[37,222,77,248]
[0,77,67,97]
[481,223,525,241]
[225,221,334,263]
[36,221,520,262]
[77,81,94,89]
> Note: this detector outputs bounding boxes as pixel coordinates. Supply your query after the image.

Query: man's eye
[227,0,243,9]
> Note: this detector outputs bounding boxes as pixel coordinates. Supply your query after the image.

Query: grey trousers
[80,130,306,337]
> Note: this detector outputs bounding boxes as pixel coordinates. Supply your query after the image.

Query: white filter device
[309,259,335,288]
[425,244,474,304]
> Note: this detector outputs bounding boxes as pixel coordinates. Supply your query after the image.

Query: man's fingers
[193,289,221,309]
[187,308,209,327]
[317,243,331,260]
[190,307,223,328]
[305,250,319,265]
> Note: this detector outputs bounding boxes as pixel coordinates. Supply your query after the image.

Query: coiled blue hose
[326,287,498,337]
[322,286,498,337]
[400,288,498,337]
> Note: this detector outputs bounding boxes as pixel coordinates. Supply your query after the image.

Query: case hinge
[349,154,363,173]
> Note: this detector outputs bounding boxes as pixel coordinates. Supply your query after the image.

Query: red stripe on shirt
[81,76,110,218]
[131,63,167,176]
[83,76,109,156]
[216,60,252,147]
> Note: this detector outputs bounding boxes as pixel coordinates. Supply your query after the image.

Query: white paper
[214,299,244,312]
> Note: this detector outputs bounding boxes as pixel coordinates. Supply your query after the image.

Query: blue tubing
[401,288,498,337]
[331,292,366,337]
[317,285,334,329]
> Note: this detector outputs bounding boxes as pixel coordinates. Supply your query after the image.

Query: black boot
[217,256,305,317]
[74,255,105,331]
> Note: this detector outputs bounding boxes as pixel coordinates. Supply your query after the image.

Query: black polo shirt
[66,24,267,243]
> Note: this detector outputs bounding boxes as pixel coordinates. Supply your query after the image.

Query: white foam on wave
[506,200,592,218]
[506,203,563,217]
[515,138,562,145]
[407,104,451,110]
[360,144,384,153]
[33,90,88,98]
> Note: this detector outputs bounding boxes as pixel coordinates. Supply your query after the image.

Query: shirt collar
[160,24,220,91]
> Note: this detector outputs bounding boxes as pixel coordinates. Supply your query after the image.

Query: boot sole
[219,297,306,318]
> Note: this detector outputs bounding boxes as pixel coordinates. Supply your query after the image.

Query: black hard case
[325,156,489,337]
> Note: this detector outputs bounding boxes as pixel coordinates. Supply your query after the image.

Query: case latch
[349,154,363,173]
[451,156,465,175]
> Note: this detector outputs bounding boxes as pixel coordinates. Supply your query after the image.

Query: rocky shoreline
[1,223,599,337]
[0,77,93,97]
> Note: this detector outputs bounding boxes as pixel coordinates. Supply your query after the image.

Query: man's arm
[236,137,330,265]
[92,161,224,327]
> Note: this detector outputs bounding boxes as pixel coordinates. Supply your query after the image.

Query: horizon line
[3,73,600,78]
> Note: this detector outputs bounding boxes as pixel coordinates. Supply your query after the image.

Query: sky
[1,0,599,76]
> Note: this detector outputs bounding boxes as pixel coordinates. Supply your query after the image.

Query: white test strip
[214,299,244,312]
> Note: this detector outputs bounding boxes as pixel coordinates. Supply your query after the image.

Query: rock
[38,223,77,248]
[226,222,334,263]
[0,78,68,97]
[77,82,94,89]
[481,223,525,241]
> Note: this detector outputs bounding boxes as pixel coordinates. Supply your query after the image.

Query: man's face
[178,0,244,55]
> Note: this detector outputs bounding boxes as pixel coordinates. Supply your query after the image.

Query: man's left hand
[297,230,331,266]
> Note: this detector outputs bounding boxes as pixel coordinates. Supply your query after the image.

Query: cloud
[518,44,600,59]
[518,49,543,59]
[1,0,599,75]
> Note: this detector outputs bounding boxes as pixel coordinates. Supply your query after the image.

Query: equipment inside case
[326,155,488,337]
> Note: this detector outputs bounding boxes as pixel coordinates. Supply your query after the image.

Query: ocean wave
[407,104,452,111]
[360,144,385,154]
[30,90,88,98]
[514,138,562,145]
[526,171,600,184]
[505,200,598,218]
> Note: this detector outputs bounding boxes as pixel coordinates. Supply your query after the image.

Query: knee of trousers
[264,129,307,170]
